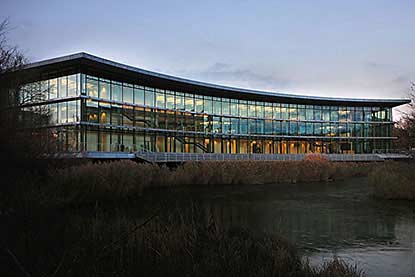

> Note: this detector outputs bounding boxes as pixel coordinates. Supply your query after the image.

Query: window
[230,99,238,116]
[40,80,48,102]
[165,91,175,109]
[273,121,281,135]
[299,122,306,135]
[58,76,67,98]
[49,103,58,124]
[289,121,298,135]
[281,104,288,120]
[264,104,273,118]
[123,105,134,126]
[298,108,306,121]
[185,94,194,111]
[322,107,330,121]
[145,87,155,107]
[273,104,281,120]
[339,107,347,121]
[111,104,123,125]
[339,123,348,137]
[99,80,110,100]
[135,86,145,105]
[248,101,256,117]
[256,119,264,134]
[175,92,184,110]
[50,78,58,99]
[67,100,79,123]
[213,98,221,114]
[239,101,248,117]
[256,103,264,118]
[240,119,248,134]
[195,96,204,113]
[222,99,230,115]
[213,116,222,133]
[306,122,313,135]
[265,120,273,134]
[58,102,67,123]
[86,129,98,151]
[354,108,363,121]
[204,116,212,133]
[99,102,111,124]
[67,74,78,97]
[124,85,134,104]
[222,117,231,133]
[230,118,239,134]
[204,97,213,114]
[314,107,321,121]
[112,82,122,102]
[281,121,289,135]
[331,107,339,122]
[306,107,313,120]
[289,104,297,120]
[249,119,256,134]
[86,77,98,98]
[156,90,165,108]
[86,100,99,123]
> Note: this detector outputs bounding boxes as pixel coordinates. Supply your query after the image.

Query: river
[144,177,415,276]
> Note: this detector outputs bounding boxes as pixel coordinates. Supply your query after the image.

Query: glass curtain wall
[17,73,394,154]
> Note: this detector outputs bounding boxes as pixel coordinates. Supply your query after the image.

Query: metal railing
[372,148,413,155]
[134,152,387,162]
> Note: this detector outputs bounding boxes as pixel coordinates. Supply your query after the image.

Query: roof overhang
[1,52,411,107]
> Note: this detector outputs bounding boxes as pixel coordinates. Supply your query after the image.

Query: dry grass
[369,162,415,200]
[1,159,369,276]
[1,205,364,277]
[43,160,374,205]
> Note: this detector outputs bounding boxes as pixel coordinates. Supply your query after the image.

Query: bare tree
[0,18,50,172]
[394,83,415,150]
[0,19,27,73]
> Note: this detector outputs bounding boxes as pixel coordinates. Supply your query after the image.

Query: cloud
[392,75,409,84]
[366,61,398,69]
[193,62,291,91]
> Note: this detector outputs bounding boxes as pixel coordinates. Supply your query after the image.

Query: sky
[1,0,414,111]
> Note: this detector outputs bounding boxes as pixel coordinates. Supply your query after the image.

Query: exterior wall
[16,72,394,155]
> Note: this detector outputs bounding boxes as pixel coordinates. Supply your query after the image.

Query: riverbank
[1,196,364,277]
[4,160,415,276]
[36,159,372,206]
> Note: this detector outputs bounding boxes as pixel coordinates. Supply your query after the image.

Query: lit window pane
[67,75,78,97]
[86,78,98,98]
[58,76,67,98]
[111,82,122,102]
[50,78,58,99]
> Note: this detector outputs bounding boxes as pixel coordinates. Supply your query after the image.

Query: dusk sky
[1,0,414,104]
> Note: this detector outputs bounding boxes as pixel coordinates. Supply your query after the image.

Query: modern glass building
[0,53,409,158]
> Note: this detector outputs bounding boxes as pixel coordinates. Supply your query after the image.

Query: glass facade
[16,73,395,154]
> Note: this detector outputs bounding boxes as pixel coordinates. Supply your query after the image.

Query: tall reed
[369,162,415,200]
[1,204,364,277]
[44,159,374,205]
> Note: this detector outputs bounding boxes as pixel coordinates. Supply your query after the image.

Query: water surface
[146,178,415,276]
